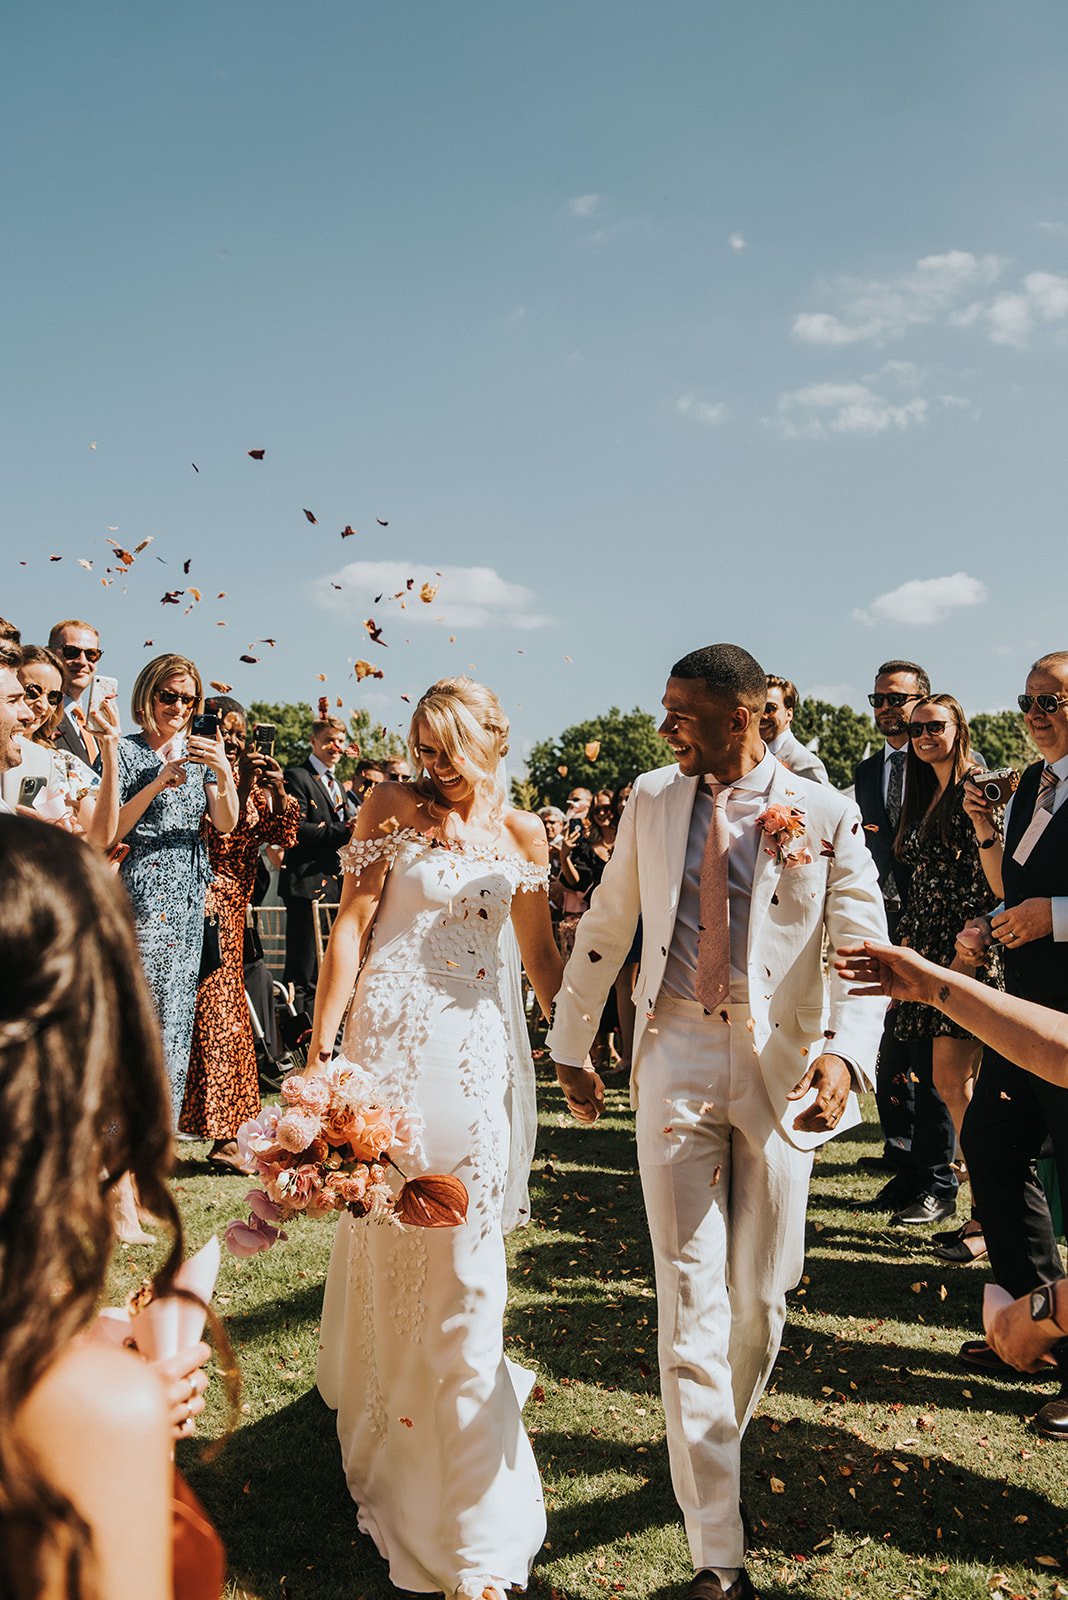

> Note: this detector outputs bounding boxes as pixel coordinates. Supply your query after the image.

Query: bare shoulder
[504,807,549,864]
[21,1339,168,1444]
[351,779,432,839]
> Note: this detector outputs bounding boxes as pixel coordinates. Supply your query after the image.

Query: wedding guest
[1,644,120,849]
[0,640,34,810]
[0,615,21,644]
[558,790,623,1066]
[883,694,1003,1230]
[281,717,359,1012]
[383,755,411,779]
[836,940,1068,1375]
[47,617,104,767]
[114,655,239,1123]
[0,815,223,1600]
[760,675,829,783]
[954,651,1068,1432]
[351,757,386,800]
[852,659,931,1203]
[180,698,299,1166]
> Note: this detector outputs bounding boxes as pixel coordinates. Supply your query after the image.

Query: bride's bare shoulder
[351,780,435,839]
[503,807,549,865]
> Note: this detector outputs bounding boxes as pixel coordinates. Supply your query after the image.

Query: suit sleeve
[820,797,890,1089]
[547,781,643,1065]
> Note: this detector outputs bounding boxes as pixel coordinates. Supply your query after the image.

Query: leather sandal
[931,1219,987,1263]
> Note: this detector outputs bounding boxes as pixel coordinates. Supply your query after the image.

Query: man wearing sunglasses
[954,651,1068,1434]
[851,659,944,1213]
[47,618,103,767]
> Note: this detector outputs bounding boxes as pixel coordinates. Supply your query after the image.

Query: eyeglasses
[22,682,64,708]
[907,720,954,738]
[869,692,921,709]
[155,688,197,706]
[1018,693,1068,715]
[59,644,102,663]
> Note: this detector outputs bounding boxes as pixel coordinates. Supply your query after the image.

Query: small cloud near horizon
[568,193,602,218]
[853,571,987,627]
[677,394,729,427]
[728,233,746,252]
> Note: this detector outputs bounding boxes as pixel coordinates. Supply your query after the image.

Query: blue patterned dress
[117,733,216,1121]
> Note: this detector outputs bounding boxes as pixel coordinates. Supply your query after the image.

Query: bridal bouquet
[225,1060,468,1256]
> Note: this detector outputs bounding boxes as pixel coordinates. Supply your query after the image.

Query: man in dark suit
[957,651,1068,1433]
[48,618,104,766]
[852,658,960,1225]
[280,716,359,1011]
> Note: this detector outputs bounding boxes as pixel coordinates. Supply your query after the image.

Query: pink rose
[280,1074,331,1113]
[345,1106,403,1162]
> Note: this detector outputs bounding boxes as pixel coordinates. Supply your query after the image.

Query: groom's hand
[554,1061,605,1123]
[788,1053,852,1133]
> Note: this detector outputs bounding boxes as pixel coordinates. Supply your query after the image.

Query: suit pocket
[794,1005,827,1040]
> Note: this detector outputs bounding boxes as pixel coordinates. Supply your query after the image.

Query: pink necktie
[1035,764,1058,817]
[695,787,731,1011]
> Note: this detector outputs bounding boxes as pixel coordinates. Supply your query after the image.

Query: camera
[971,767,1019,806]
[191,712,219,741]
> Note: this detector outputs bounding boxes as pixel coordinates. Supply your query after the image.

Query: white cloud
[568,193,602,218]
[987,270,1068,345]
[792,250,1006,346]
[312,562,554,632]
[852,571,987,627]
[1038,220,1068,236]
[772,380,928,439]
[676,394,729,427]
[728,233,746,253]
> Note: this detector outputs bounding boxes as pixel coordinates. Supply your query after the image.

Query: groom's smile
[659,675,762,785]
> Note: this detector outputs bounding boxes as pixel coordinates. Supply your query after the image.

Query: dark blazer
[1001,760,1068,1007]
[52,709,94,766]
[853,748,912,911]
[279,760,359,901]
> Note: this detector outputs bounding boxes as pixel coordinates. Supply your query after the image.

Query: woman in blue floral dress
[115,654,239,1121]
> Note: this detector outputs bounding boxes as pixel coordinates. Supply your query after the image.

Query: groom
[548,644,887,1600]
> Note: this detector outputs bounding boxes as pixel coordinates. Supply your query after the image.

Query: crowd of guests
[4,603,1068,1595]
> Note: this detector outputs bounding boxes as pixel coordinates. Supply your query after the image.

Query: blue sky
[3,2,1067,764]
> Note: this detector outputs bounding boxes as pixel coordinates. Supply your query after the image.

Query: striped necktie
[1035,763,1059,817]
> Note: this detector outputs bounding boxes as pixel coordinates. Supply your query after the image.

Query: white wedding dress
[317,828,547,1599]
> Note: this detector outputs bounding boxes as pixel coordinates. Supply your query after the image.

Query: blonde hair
[130,654,203,736]
[408,678,509,821]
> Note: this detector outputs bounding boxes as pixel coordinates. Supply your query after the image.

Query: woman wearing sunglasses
[0,645,120,849]
[114,654,239,1124]
[890,693,1005,1252]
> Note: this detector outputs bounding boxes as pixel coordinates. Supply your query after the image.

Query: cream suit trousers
[634,999,813,1570]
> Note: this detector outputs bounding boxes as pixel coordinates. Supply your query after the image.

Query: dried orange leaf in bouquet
[395,1173,469,1228]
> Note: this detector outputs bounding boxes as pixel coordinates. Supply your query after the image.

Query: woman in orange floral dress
[180,699,299,1166]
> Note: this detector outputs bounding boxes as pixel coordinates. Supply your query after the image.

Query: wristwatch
[978,836,997,850]
[1030,1282,1061,1325]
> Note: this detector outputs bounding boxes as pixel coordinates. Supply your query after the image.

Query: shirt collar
[883,740,908,762]
[1048,752,1068,781]
[705,745,779,797]
[767,730,788,754]
[309,753,336,781]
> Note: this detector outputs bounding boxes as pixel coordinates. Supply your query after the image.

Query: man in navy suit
[48,618,104,766]
[852,658,959,1224]
[280,717,359,1011]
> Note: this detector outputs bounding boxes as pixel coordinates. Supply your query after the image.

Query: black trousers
[963,1040,1068,1300]
[282,897,318,1009]
[874,1013,917,1171]
[877,1029,957,1200]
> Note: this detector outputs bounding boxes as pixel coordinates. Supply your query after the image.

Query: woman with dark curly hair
[0,817,225,1599]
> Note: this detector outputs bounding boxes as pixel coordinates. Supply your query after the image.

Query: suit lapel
[661,770,699,917]
[748,762,796,949]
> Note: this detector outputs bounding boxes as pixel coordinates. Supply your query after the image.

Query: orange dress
[180,790,299,1139]
[173,1472,225,1599]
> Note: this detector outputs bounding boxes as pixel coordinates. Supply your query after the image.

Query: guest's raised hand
[955,917,992,966]
[187,731,231,781]
[554,1060,605,1123]
[835,942,938,1005]
[156,758,188,790]
[962,772,995,829]
[789,1053,851,1133]
[991,898,1053,949]
[154,1341,212,1439]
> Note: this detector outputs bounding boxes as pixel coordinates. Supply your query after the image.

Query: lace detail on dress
[388,1231,428,1340]
[346,1222,388,1444]
[340,827,548,896]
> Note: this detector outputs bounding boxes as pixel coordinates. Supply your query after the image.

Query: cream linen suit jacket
[547,759,888,1151]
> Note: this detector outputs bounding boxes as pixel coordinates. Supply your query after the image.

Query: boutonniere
[755,803,812,867]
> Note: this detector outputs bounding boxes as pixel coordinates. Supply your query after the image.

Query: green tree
[791,699,877,790]
[524,706,674,807]
[970,710,1036,772]
[246,701,405,778]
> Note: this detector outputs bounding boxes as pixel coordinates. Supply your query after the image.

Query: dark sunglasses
[155,688,197,706]
[59,644,102,663]
[22,682,64,707]
[868,692,920,709]
[907,720,953,738]
[1018,693,1068,715]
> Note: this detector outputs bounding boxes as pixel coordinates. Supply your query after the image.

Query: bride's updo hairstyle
[408,677,510,820]
[0,817,182,1598]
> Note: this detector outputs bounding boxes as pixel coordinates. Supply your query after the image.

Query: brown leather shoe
[685,1570,757,1600]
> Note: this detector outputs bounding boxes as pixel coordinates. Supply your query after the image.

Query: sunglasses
[1018,693,1068,715]
[907,720,954,738]
[22,682,64,707]
[59,644,102,663]
[868,692,921,709]
[155,688,197,707]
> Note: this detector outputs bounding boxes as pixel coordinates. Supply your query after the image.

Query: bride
[308,678,564,1600]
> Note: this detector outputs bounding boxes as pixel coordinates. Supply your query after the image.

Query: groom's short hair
[671,644,767,711]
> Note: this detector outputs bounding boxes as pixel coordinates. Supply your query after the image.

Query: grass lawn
[109,1077,1068,1600]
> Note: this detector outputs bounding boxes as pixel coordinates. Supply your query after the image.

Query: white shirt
[661,746,780,1004]
[309,753,343,809]
[1002,752,1068,942]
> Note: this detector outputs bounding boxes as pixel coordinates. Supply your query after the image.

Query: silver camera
[971,767,1019,806]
